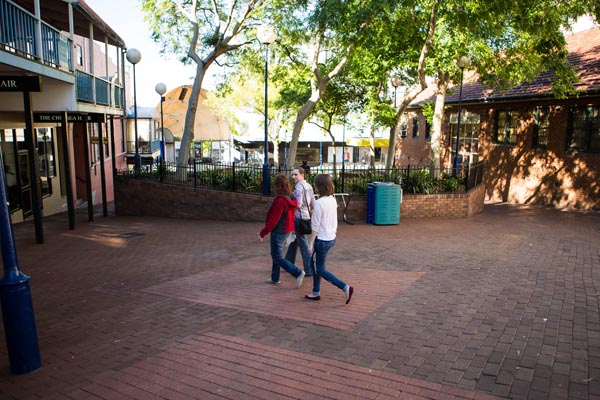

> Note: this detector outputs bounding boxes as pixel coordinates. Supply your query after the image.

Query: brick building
[403,27,600,210]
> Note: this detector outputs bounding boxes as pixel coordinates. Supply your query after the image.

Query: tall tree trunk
[369,124,376,168]
[177,62,207,178]
[286,96,318,169]
[285,35,350,168]
[430,73,448,178]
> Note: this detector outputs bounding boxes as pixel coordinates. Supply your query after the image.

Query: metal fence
[119,160,485,197]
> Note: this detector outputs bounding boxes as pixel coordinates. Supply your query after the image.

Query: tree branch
[417,0,439,90]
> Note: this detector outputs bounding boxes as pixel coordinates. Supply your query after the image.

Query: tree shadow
[483,108,599,210]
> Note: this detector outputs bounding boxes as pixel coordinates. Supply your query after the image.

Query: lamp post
[391,75,402,108]
[341,122,346,193]
[126,48,142,169]
[453,55,470,177]
[283,130,288,170]
[155,82,167,161]
[257,24,276,196]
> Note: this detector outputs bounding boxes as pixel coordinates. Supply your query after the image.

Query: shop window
[399,121,407,138]
[495,110,519,145]
[567,106,600,153]
[0,129,20,211]
[449,111,480,168]
[37,128,55,197]
[412,116,419,138]
[533,107,549,148]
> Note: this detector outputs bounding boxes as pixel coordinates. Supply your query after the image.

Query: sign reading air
[0,76,42,92]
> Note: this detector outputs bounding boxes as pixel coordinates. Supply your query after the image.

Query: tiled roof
[417,27,600,105]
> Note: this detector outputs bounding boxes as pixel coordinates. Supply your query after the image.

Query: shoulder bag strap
[302,186,311,217]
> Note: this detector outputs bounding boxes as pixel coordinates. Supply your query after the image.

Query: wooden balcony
[1,0,125,109]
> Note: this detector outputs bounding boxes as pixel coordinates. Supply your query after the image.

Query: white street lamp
[391,75,402,108]
[126,48,142,169]
[257,24,277,196]
[155,82,167,162]
[453,55,471,176]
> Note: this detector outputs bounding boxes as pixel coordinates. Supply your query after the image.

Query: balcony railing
[1,0,38,58]
[40,21,59,67]
[95,76,109,106]
[1,0,123,108]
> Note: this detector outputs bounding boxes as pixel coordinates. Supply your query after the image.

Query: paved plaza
[0,204,599,399]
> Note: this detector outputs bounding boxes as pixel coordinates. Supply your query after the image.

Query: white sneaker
[295,270,305,288]
[266,278,281,284]
[344,285,354,304]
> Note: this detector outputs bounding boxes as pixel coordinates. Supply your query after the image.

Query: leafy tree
[310,77,367,175]
[267,0,406,169]
[141,0,269,172]
[421,1,599,172]
[341,0,441,170]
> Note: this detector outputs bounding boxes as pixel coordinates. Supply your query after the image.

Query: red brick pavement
[142,257,425,329]
[0,204,599,400]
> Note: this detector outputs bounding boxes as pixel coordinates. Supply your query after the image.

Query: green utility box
[367,183,402,225]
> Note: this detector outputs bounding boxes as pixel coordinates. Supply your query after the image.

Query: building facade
[403,27,600,210]
[0,0,128,228]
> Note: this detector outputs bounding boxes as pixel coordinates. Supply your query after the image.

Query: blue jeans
[310,238,346,295]
[285,218,313,275]
[270,232,302,282]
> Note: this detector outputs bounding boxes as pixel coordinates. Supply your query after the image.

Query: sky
[85,0,202,107]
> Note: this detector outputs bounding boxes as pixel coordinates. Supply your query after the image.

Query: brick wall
[404,99,600,211]
[115,179,485,222]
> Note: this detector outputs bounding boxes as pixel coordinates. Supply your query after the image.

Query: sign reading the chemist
[0,76,42,92]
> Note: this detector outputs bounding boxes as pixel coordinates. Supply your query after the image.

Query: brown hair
[314,174,334,196]
[274,174,292,196]
[294,167,306,177]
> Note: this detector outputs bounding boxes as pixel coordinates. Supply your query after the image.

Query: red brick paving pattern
[72,332,502,400]
[142,257,425,330]
[2,205,599,399]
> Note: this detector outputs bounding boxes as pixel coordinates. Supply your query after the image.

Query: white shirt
[311,195,337,241]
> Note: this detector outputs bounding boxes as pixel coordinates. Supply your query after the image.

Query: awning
[346,138,389,147]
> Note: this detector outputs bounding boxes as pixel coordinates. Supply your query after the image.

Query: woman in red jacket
[258,174,306,288]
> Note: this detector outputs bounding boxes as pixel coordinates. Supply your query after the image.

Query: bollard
[0,273,41,374]
[0,156,41,374]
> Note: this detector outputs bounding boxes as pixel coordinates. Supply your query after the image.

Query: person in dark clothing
[301,160,311,174]
[258,174,306,288]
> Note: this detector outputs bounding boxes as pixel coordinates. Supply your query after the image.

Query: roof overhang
[11,0,126,48]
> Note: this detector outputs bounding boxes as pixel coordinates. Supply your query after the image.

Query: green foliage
[235,169,262,192]
[401,169,439,194]
[419,101,436,125]
[440,173,464,193]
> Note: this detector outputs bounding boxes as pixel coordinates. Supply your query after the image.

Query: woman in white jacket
[305,174,353,304]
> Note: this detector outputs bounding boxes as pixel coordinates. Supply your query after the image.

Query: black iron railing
[118,160,485,197]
